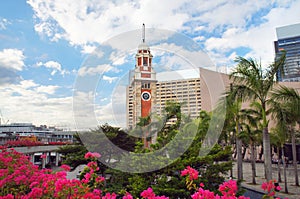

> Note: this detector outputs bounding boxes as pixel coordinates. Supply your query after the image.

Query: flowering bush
[261,180,282,199]
[5,140,71,147]
[140,187,169,199]
[0,147,287,199]
[181,166,199,190]
[180,165,248,199]
[5,140,43,147]
[0,147,110,198]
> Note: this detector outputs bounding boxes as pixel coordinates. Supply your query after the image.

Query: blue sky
[0,0,299,129]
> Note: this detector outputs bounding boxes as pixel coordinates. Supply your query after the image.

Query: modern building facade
[274,23,300,82]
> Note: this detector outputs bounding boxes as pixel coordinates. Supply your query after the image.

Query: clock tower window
[143,57,148,66]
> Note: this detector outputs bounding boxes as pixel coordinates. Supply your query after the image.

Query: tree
[230,53,286,181]
[271,85,300,186]
[218,88,244,181]
[107,106,233,198]
[239,102,263,185]
[57,133,88,169]
[58,124,137,171]
[270,126,289,193]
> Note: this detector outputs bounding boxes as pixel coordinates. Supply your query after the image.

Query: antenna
[142,23,145,43]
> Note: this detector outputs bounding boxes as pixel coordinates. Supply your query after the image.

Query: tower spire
[142,23,145,43]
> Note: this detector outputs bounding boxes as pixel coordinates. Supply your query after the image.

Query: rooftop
[276,23,300,39]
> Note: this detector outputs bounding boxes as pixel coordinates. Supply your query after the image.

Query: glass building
[274,23,300,82]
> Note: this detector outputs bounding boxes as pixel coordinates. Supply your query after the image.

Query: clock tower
[127,24,157,146]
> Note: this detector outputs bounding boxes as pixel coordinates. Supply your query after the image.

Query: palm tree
[230,53,286,181]
[239,102,263,184]
[270,126,289,193]
[217,87,243,181]
[271,85,300,186]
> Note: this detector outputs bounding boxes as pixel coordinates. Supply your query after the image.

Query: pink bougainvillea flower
[102,192,117,199]
[0,147,285,199]
[122,192,133,199]
[92,152,101,158]
[140,187,169,199]
[85,152,101,159]
[181,166,199,180]
[219,179,238,196]
[141,187,156,198]
[40,154,47,159]
[60,164,71,172]
[275,185,281,191]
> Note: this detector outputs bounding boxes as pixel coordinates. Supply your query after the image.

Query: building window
[143,57,148,66]
[142,83,151,89]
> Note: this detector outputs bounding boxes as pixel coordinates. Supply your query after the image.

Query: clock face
[141,91,151,101]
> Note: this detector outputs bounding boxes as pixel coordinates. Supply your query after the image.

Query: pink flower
[181,166,199,180]
[102,192,117,199]
[84,173,91,181]
[261,180,282,198]
[141,187,156,198]
[191,188,215,199]
[60,164,71,172]
[93,189,101,195]
[219,180,238,196]
[140,187,169,199]
[85,152,101,159]
[0,194,14,199]
[122,192,133,199]
[261,182,268,190]
[275,185,281,191]
[92,152,101,158]
[40,154,47,159]
[96,176,105,183]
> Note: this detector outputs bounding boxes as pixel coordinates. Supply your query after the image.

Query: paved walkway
[229,162,300,199]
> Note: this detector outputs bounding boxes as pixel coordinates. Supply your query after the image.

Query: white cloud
[153,43,214,70]
[0,18,9,30]
[20,79,38,89]
[102,75,117,83]
[109,51,128,66]
[78,64,115,76]
[81,44,98,54]
[35,85,59,94]
[9,0,298,129]
[26,0,189,46]
[0,79,73,128]
[0,48,25,71]
[203,1,300,67]
[36,60,69,76]
[27,0,300,69]
[43,60,62,71]
[94,102,116,125]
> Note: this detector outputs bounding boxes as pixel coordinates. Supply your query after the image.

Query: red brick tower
[127,24,157,147]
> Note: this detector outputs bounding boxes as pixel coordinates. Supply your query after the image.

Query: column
[30,154,35,164]
[42,153,46,169]
[55,152,59,166]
